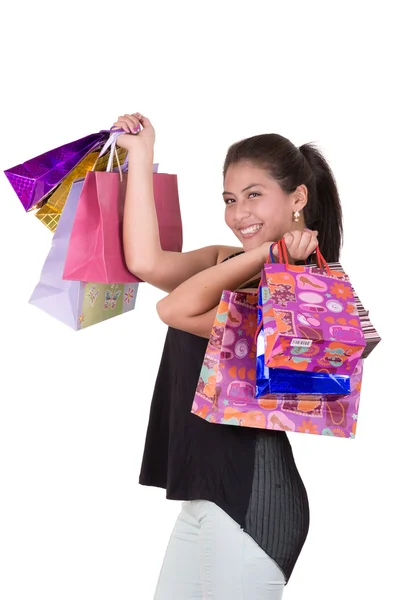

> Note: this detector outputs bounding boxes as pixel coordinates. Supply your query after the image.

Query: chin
[241,234,269,252]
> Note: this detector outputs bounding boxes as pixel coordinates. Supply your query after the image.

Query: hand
[111,112,155,154]
[272,229,318,262]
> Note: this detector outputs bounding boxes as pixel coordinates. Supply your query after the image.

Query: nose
[233,199,252,223]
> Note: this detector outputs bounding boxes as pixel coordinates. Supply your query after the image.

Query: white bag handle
[92,129,160,178]
[91,130,123,181]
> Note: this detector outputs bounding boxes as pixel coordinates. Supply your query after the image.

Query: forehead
[224,161,274,188]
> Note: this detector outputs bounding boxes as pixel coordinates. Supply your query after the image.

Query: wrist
[259,242,273,263]
[128,146,154,165]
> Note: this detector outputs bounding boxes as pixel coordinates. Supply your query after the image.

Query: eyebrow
[222,183,266,196]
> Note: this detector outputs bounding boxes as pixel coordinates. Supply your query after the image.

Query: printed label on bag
[290,338,313,348]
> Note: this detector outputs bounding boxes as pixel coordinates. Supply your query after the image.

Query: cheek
[224,208,234,227]
[256,199,289,221]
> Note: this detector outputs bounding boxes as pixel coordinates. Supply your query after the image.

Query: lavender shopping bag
[4,131,109,211]
[29,178,139,330]
[192,290,362,438]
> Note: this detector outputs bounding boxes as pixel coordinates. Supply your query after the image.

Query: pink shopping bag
[63,134,183,284]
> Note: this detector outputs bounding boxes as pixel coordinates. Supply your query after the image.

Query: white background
[0,1,396,598]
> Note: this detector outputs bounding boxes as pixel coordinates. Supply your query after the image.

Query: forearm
[157,244,269,319]
[122,148,162,272]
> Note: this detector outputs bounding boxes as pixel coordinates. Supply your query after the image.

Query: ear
[291,184,308,212]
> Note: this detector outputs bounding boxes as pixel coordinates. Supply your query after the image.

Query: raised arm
[114,112,242,293]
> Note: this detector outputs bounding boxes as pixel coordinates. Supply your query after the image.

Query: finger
[304,228,318,238]
[114,115,139,134]
[283,232,294,247]
[122,114,141,134]
[297,231,313,256]
[113,120,130,134]
[283,231,300,255]
[272,242,279,258]
[305,236,319,258]
[134,112,152,128]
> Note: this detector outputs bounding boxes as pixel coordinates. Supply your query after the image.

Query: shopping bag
[63,132,183,284]
[324,262,381,359]
[261,239,365,376]
[191,290,362,438]
[34,146,128,232]
[4,131,109,211]
[256,257,351,396]
[29,178,139,330]
[256,357,351,395]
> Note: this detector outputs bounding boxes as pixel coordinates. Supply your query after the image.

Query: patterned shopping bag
[323,262,381,359]
[256,269,351,396]
[260,240,365,376]
[192,290,362,438]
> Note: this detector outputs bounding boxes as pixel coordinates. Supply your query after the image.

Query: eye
[223,197,235,205]
[248,192,261,199]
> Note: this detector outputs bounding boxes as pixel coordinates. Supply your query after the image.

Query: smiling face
[223,161,307,251]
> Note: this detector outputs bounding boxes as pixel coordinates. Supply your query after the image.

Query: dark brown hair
[223,134,343,262]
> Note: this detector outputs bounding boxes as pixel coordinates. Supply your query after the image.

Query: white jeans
[154,500,286,600]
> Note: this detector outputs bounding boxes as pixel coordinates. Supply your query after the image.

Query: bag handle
[266,242,282,264]
[271,237,331,275]
[91,131,124,181]
[254,236,332,344]
[92,129,161,178]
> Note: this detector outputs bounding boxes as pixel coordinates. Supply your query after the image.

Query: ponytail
[298,143,343,262]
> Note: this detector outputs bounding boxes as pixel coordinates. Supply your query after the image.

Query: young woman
[114,112,342,599]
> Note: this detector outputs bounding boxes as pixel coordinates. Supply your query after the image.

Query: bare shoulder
[216,245,244,264]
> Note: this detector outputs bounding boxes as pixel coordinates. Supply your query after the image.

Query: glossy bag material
[256,361,351,396]
[260,240,365,377]
[256,275,351,396]
[192,290,362,438]
[4,131,109,211]
[34,146,128,232]
[63,133,183,284]
[29,178,139,330]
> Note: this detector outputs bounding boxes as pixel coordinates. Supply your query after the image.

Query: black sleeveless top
[139,258,310,584]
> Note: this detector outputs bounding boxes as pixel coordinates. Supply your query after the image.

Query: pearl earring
[293,211,300,223]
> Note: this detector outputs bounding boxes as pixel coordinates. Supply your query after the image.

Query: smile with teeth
[240,224,263,237]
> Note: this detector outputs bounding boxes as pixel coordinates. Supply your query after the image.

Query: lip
[239,223,263,239]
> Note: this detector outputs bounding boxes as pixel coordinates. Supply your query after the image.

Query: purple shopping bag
[29,178,139,330]
[4,131,109,211]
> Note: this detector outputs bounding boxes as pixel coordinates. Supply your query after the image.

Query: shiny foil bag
[4,131,109,211]
[34,147,127,232]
